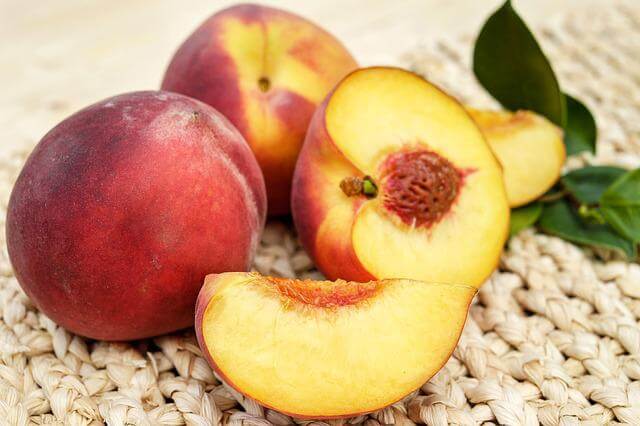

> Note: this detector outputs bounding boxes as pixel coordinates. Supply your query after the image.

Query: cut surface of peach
[195,272,476,418]
[468,108,566,207]
[292,67,510,288]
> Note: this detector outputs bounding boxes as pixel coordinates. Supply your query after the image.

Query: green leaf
[510,202,542,236]
[473,0,566,127]
[561,166,627,204]
[539,199,636,259]
[564,94,597,155]
[601,169,640,242]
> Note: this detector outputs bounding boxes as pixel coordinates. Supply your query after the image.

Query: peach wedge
[468,108,566,207]
[195,272,476,418]
[292,67,509,288]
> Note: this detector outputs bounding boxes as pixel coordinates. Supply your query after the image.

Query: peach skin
[162,4,358,215]
[6,91,266,340]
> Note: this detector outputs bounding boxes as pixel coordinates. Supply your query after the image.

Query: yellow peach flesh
[198,272,475,418]
[468,109,566,207]
[324,68,509,287]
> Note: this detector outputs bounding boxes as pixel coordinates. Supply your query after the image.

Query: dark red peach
[6,91,266,340]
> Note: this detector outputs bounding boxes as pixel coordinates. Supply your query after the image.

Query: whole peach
[6,91,266,340]
[162,4,357,215]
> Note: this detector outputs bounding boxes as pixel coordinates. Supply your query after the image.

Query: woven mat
[1,4,640,426]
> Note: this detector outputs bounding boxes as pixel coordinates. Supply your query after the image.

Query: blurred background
[0,0,630,159]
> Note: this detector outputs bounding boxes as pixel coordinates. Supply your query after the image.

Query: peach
[6,91,266,341]
[467,108,566,207]
[162,4,358,215]
[195,272,475,418]
[292,67,509,288]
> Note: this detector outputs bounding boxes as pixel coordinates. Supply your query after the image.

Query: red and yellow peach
[162,4,358,215]
[6,91,266,340]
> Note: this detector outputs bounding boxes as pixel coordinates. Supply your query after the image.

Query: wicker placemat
[1,4,639,425]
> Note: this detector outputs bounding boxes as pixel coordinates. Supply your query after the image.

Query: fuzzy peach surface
[6,91,266,341]
[162,3,357,215]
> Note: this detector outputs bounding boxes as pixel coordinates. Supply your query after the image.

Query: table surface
[0,0,622,160]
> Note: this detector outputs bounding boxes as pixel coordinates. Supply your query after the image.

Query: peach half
[162,4,357,215]
[195,272,475,418]
[468,108,566,207]
[292,67,509,288]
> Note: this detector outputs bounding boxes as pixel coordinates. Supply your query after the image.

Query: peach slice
[467,108,566,207]
[292,67,509,288]
[195,272,476,418]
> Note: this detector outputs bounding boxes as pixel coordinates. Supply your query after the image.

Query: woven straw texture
[1,4,640,425]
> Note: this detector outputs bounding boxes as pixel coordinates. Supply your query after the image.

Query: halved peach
[292,67,509,288]
[467,108,565,207]
[195,272,475,418]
